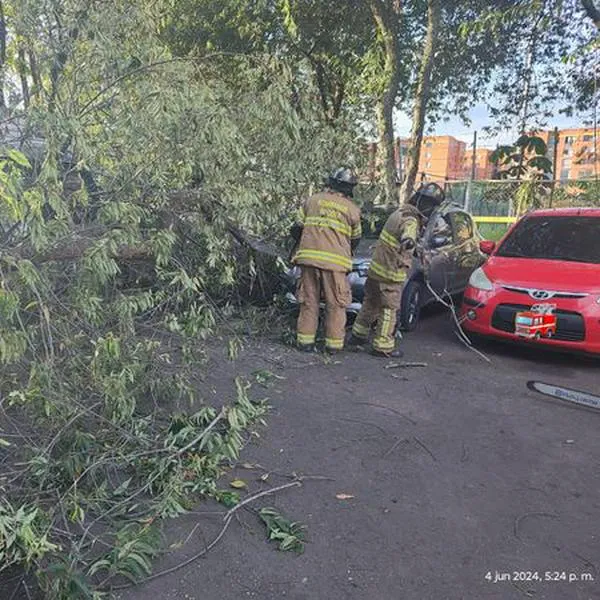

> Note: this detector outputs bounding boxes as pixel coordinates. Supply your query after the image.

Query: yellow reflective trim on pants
[297,333,316,344]
[379,230,400,248]
[374,309,394,351]
[369,261,407,283]
[295,249,351,270]
[352,321,370,337]
[325,337,344,350]
[304,216,351,236]
[351,223,362,239]
[320,200,348,214]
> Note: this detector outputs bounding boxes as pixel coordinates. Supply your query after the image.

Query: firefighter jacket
[293,191,362,272]
[368,205,421,284]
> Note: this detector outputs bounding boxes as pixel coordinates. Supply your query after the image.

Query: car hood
[484,256,600,293]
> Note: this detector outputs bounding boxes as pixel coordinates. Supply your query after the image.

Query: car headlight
[468,267,493,291]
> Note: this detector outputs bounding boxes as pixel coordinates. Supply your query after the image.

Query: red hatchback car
[460,208,600,355]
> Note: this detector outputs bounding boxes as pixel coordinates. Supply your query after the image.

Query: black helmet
[408,182,445,218]
[328,167,358,197]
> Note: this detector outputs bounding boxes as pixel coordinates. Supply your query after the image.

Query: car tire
[399,279,423,332]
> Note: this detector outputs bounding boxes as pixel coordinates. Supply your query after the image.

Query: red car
[460,208,600,355]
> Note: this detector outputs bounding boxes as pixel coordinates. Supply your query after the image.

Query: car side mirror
[479,240,496,255]
[431,234,451,248]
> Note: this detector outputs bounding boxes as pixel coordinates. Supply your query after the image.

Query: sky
[394,102,590,150]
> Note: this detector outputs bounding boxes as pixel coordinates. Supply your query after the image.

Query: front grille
[463,296,484,308]
[491,303,586,342]
[502,286,588,299]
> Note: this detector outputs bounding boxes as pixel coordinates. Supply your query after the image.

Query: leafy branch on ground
[258,507,306,554]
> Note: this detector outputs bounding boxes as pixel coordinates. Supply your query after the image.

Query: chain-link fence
[445,178,600,216]
[444,178,600,240]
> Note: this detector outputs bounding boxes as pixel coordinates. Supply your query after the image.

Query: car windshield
[497,216,600,264]
[516,316,532,325]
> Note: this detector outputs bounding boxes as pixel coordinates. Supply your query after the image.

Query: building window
[560,169,570,181]
[426,141,433,147]
[583,135,593,142]
[425,152,432,158]
[564,136,575,144]
[562,148,571,156]
[425,161,432,168]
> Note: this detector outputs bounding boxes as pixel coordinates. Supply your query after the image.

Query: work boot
[370,347,404,359]
[325,347,343,356]
[297,343,316,353]
[346,333,367,347]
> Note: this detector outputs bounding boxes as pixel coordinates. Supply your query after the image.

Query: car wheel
[399,280,423,332]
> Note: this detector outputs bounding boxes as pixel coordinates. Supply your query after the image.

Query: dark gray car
[284,201,485,331]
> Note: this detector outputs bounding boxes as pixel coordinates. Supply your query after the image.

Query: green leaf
[6,149,31,169]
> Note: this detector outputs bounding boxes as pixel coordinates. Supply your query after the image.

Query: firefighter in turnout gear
[349,183,444,358]
[291,167,362,353]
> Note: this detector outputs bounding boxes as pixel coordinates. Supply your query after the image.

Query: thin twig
[384,361,428,369]
[107,479,305,591]
[223,480,302,521]
[8,580,23,600]
[108,514,234,591]
[22,580,32,600]
[425,281,491,363]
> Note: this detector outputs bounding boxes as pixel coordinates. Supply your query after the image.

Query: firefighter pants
[296,266,350,350]
[352,278,403,353]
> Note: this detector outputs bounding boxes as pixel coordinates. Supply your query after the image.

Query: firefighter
[291,167,362,354]
[349,183,444,358]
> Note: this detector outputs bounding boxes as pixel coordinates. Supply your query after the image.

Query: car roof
[524,207,600,218]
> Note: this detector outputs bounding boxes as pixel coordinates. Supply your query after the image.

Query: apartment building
[418,135,466,181]
[462,148,495,180]
[539,127,599,181]
[366,127,598,184]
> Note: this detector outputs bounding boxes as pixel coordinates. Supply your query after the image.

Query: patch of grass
[477,223,510,242]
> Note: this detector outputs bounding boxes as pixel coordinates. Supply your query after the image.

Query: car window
[450,212,473,244]
[497,216,600,264]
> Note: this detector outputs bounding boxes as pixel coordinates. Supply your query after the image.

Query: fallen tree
[0,1,358,596]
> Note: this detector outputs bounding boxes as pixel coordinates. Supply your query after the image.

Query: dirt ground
[117,309,599,600]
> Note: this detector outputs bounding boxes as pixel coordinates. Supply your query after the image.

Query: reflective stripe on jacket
[293,191,361,272]
[368,205,420,284]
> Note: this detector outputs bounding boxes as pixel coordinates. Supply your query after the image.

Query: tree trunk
[368,0,402,205]
[17,46,30,108]
[581,0,600,29]
[400,0,440,204]
[28,49,43,97]
[0,1,6,109]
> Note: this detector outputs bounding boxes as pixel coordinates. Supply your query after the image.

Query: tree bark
[581,0,600,29]
[0,1,6,109]
[28,49,43,98]
[367,0,402,204]
[400,0,440,204]
[17,45,30,108]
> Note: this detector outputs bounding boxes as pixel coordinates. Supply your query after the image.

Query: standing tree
[400,0,441,203]
[365,0,403,203]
